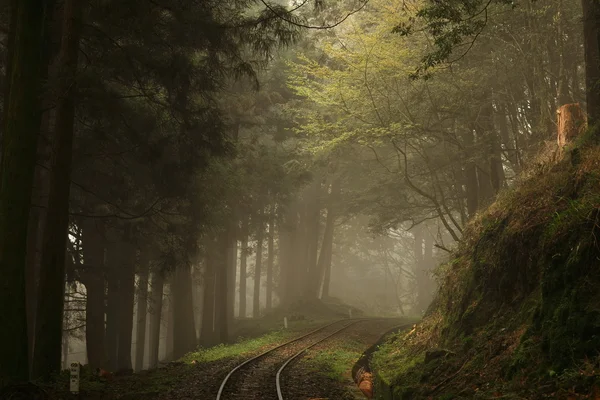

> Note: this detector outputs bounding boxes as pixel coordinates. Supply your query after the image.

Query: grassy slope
[373,137,600,399]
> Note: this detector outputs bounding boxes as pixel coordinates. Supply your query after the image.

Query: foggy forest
[0,0,599,399]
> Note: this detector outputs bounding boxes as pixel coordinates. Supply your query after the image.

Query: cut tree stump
[557,103,587,147]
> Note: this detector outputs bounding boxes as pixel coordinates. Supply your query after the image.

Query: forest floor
[42,317,410,400]
[41,298,414,400]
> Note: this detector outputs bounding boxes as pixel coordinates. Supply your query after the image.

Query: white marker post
[348,308,352,318]
[70,362,80,394]
[283,317,288,329]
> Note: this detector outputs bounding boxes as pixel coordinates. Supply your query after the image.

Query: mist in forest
[0,0,596,393]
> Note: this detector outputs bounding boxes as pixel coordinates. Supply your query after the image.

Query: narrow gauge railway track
[216,319,364,400]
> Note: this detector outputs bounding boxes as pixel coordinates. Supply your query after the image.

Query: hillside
[372,135,600,399]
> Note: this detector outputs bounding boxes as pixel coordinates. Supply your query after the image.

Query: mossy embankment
[372,138,600,399]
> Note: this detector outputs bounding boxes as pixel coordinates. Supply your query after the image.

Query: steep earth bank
[372,138,600,399]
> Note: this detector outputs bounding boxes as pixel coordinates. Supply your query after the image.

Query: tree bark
[173,263,197,359]
[0,0,51,387]
[304,179,322,298]
[279,203,302,306]
[228,220,237,327]
[147,271,164,369]
[32,0,82,379]
[239,217,249,318]
[461,130,479,218]
[253,211,264,318]
[116,236,136,372]
[135,251,150,371]
[199,244,217,347]
[80,218,106,370]
[581,0,600,125]
[317,180,339,299]
[165,282,174,361]
[216,231,230,343]
[266,207,275,311]
[104,240,120,372]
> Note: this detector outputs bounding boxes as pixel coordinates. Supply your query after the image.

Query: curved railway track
[216,318,364,400]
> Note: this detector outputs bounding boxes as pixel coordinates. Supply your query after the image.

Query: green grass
[304,339,364,381]
[181,319,331,364]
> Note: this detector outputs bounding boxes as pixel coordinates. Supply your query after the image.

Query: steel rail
[275,320,362,400]
[215,319,355,400]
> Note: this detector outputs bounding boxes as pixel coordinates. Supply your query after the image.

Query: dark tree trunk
[413,227,435,314]
[317,181,339,299]
[147,272,164,369]
[216,231,230,343]
[279,203,302,306]
[135,252,150,371]
[253,212,264,318]
[474,103,497,208]
[462,129,479,218]
[496,105,521,175]
[199,245,217,347]
[305,180,322,298]
[104,240,120,372]
[228,220,237,328]
[32,0,82,379]
[490,129,505,194]
[412,226,425,314]
[165,282,174,361]
[0,0,51,386]
[116,237,136,372]
[265,208,275,311]
[239,217,249,318]
[581,0,600,125]
[81,218,106,370]
[173,263,197,359]
[321,263,332,299]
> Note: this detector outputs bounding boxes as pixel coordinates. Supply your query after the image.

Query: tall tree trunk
[116,236,136,372]
[227,221,237,329]
[305,179,322,298]
[318,181,340,299]
[81,218,106,370]
[581,0,600,125]
[147,272,164,369]
[253,212,264,318]
[173,263,197,359]
[413,227,435,314]
[239,217,249,318]
[199,246,217,347]
[279,203,302,306]
[165,282,174,361]
[461,130,479,218]
[32,0,82,379]
[216,231,230,343]
[105,238,120,371]
[0,0,51,387]
[412,226,425,314]
[135,252,150,371]
[104,239,120,371]
[496,105,521,175]
[266,207,275,311]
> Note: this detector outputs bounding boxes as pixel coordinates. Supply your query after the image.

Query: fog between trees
[1,0,598,387]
